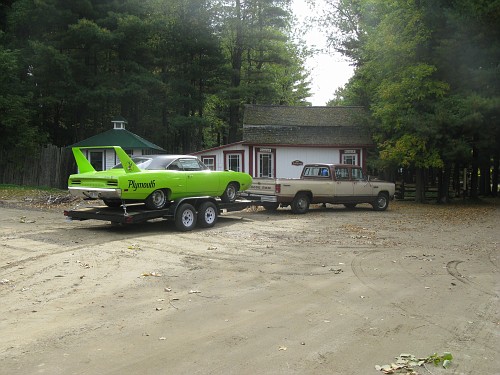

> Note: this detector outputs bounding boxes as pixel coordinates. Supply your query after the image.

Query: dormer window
[111,116,127,130]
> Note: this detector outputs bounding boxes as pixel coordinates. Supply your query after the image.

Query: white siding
[273,147,341,178]
[197,145,250,172]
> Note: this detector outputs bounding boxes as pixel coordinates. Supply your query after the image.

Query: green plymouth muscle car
[68,146,252,209]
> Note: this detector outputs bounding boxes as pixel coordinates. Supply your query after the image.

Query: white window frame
[258,152,273,178]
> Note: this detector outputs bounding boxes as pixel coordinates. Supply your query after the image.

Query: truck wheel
[372,192,389,211]
[198,201,218,228]
[291,193,310,214]
[221,182,238,203]
[175,203,197,231]
[145,189,168,210]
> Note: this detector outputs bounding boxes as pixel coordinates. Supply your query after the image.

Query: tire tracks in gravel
[351,249,498,354]
[446,260,499,297]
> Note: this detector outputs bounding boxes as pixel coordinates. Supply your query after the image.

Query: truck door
[351,167,373,197]
[333,166,353,197]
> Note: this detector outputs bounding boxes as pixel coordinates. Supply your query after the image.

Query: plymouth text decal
[128,180,156,191]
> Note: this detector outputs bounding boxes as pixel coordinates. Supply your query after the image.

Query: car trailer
[64,196,261,232]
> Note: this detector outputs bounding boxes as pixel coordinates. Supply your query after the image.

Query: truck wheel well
[295,191,312,200]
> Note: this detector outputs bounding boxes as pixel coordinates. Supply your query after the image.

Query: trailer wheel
[175,203,197,231]
[221,182,238,203]
[145,189,168,210]
[372,192,389,211]
[198,201,218,228]
[291,193,310,214]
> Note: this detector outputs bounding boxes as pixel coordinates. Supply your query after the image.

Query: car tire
[145,189,168,210]
[291,193,310,214]
[175,203,197,231]
[344,203,357,209]
[221,182,238,203]
[197,201,218,228]
[372,192,389,211]
[103,199,122,208]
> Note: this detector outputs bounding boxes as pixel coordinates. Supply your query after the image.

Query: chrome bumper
[69,187,122,199]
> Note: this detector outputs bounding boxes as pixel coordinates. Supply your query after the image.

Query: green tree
[320,0,500,201]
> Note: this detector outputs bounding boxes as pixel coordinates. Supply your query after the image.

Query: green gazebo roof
[70,128,165,152]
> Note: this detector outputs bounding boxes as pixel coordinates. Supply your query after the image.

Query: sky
[291,0,354,106]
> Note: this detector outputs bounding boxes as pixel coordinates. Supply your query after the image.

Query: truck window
[351,168,364,181]
[335,167,350,180]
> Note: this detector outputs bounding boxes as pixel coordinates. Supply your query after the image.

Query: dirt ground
[0,197,498,375]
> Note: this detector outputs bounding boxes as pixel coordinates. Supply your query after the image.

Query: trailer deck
[64,197,261,230]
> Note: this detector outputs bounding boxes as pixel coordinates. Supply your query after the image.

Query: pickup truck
[244,164,395,214]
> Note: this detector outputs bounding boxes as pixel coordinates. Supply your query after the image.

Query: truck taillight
[275,184,281,193]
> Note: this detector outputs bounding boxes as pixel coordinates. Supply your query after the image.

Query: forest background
[0,0,499,201]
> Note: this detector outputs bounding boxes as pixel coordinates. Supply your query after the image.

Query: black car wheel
[221,182,238,203]
[145,189,168,210]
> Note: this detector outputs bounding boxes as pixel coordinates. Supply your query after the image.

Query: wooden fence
[0,144,75,190]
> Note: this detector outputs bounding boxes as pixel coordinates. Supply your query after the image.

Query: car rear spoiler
[71,146,141,174]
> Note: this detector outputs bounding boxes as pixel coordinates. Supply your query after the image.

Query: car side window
[335,167,350,180]
[351,168,364,181]
[179,158,202,171]
[167,161,183,171]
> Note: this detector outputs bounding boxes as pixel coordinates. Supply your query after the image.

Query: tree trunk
[492,157,499,197]
[415,167,426,203]
[437,164,451,203]
[470,146,479,199]
[228,0,243,144]
[479,162,491,196]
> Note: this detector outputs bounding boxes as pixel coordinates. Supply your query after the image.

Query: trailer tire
[198,201,218,228]
[145,189,168,210]
[175,203,197,231]
[291,193,310,214]
[221,182,238,203]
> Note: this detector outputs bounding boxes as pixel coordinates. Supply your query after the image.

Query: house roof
[243,105,373,146]
[69,128,165,152]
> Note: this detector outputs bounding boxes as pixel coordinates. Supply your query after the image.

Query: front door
[351,167,373,198]
[333,166,353,197]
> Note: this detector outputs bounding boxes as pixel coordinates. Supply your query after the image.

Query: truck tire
[145,189,168,210]
[291,193,310,214]
[372,192,389,211]
[221,182,238,203]
[197,201,218,228]
[175,203,197,231]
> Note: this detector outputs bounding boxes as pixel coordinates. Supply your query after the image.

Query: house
[69,117,165,171]
[193,105,373,178]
